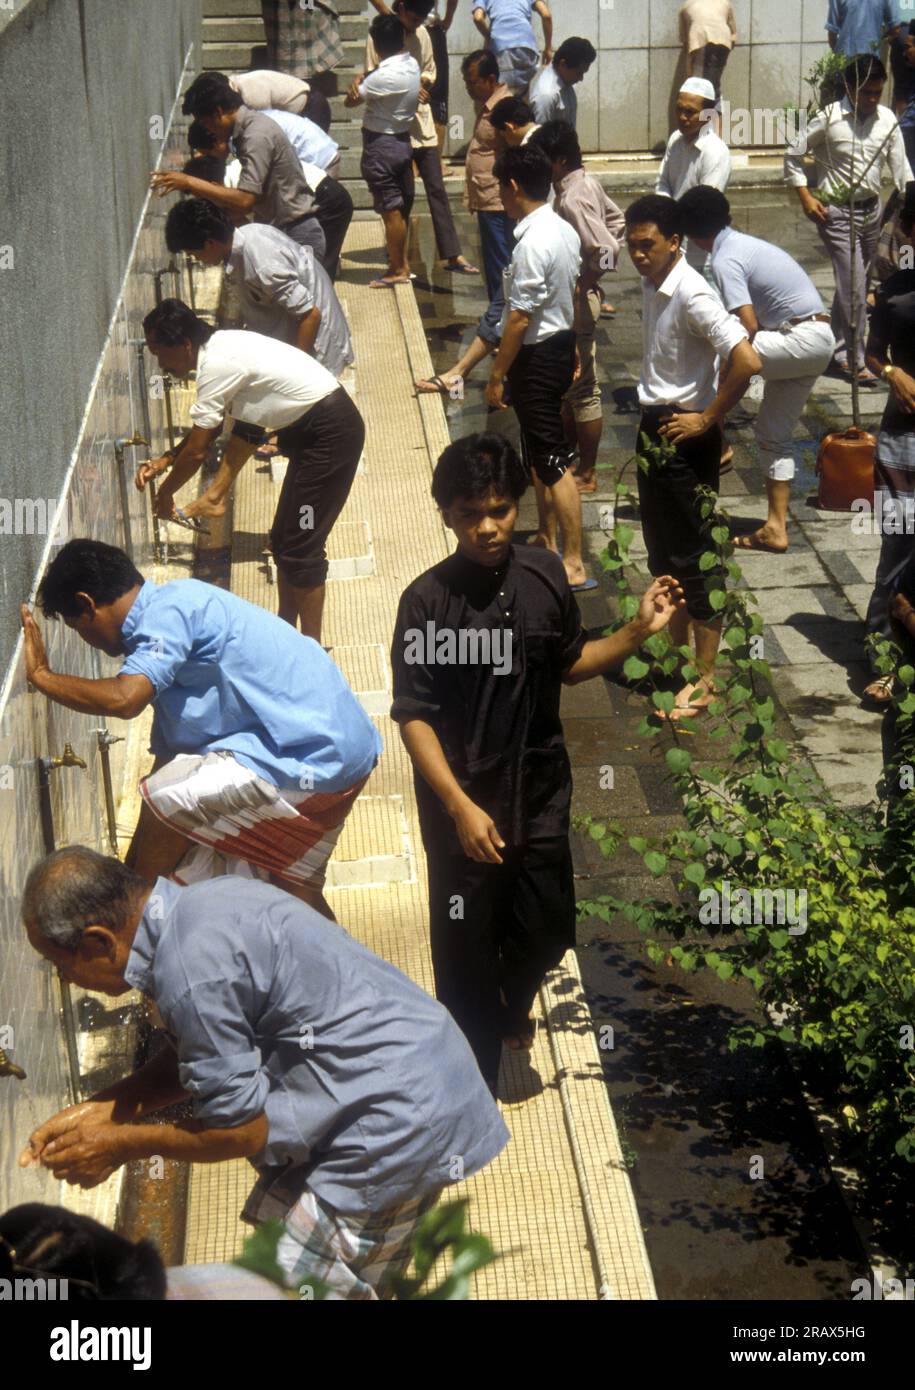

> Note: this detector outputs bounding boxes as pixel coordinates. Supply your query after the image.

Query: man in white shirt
[656,77,731,270]
[345,14,421,287]
[679,186,836,555]
[625,194,761,718]
[485,145,592,590]
[138,300,365,642]
[364,0,477,274]
[528,36,596,129]
[785,53,914,380]
[164,200,354,380]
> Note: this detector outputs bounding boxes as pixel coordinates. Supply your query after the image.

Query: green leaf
[708,589,727,612]
[644,850,668,876]
[588,821,607,841]
[683,862,706,885]
[898,665,915,688]
[768,930,790,950]
[698,551,718,572]
[623,655,650,681]
[716,961,735,981]
[652,690,675,713]
[665,747,692,774]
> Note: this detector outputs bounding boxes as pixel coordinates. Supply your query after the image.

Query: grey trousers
[412,145,461,262]
[815,201,882,369]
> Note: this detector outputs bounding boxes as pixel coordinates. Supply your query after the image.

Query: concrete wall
[436,0,832,156]
[0,0,200,1214]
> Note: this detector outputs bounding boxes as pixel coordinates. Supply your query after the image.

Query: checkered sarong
[140,749,367,890]
[262,0,344,78]
[273,1186,443,1301]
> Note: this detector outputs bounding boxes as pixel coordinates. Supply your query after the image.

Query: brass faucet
[0,1049,26,1081]
[44,743,87,770]
[114,433,149,451]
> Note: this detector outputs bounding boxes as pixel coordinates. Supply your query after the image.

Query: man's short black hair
[529,119,582,170]
[399,0,435,16]
[625,193,683,240]
[182,71,241,118]
[493,144,553,201]
[183,154,227,184]
[462,49,500,81]
[555,37,596,70]
[844,53,887,87]
[489,96,534,130]
[431,433,528,510]
[37,540,144,621]
[165,198,234,254]
[143,297,216,349]
[188,119,217,151]
[0,1205,166,1301]
[677,186,731,240]
[371,13,406,56]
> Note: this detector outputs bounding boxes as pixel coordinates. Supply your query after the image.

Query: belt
[837,195,879,212]
[787,313,831,326]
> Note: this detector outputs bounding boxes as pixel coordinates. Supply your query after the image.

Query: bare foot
[657,678,716,722]
[733,528,788,554]
[564,561,589,587]
[182,493,228,521]
[573,470,597,493]
[503,1020,536,1050]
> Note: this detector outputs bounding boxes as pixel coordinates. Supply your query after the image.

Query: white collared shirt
[656,124,732,200]
[359,51,421,135]
[638,255,748,409]
[784,97,913,200]
[529,64,577,127]
[500,203,581,344]
[190,328,339,431]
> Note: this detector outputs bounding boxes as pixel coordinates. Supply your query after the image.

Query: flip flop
[733,533,788,554]
[369,276,412,289]
[601,302,616,317]
[570,577,598,592]
[171,508,211,535]
[861,674,895,707]
[447,261,480,275]
[415,374,455,396]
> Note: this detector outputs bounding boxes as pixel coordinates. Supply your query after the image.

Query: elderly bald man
[19,847,509,1301]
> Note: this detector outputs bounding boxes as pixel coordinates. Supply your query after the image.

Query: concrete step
[202,41,263,70]
[202,0,261,15]
[203,15,264,45]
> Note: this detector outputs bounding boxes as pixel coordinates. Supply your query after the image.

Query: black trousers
[412,145,461,262]
[507,329,577,486]
[636,406,724,621]
[314,175,353,281]
[427,836,576,1093]
[270,387,365,588]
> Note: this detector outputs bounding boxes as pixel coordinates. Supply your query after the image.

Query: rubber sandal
[570,577,598,592]
[171,508,210,535]
[369,276,411,289]
[733,533,788,554]
[415,374,454,396]
[447,261,480,275]
[861,674,895,707]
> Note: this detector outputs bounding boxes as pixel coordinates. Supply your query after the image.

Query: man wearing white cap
[656,78,731,271]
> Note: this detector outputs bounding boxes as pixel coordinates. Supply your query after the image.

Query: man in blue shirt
[472,0,553,94]
[21,540,381,919]
[20,849,509,1299]
[827,0,903,57]
[678,187,836,553]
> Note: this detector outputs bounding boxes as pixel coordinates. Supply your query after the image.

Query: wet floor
[405,189,874,1299]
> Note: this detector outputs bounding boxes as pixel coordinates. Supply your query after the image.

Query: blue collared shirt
[119,579,381,790]
[710,226,825,330]
[258,107,339,171]
[125,877,510,1217]
[825,0,901,56]
[481,0,538,54]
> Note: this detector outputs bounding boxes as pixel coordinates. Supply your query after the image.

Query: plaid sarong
[273,1185,443,1301]
[262,0,344,78]
[140,750,367,890]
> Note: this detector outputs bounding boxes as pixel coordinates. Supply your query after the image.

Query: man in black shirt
[391,432,684,1090]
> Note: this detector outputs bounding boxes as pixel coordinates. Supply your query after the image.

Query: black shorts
[360,129,414,215]
[636,406,724,622]
[269,387,365,589]
[506,329,577,486]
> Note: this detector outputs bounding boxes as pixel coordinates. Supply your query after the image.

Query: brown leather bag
[815,427,876,511]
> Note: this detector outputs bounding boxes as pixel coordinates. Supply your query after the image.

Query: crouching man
[21,539,381,920]
[19,849,509,1300]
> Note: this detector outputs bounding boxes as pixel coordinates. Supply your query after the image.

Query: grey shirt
[227,223,354,378]
[232,104,316,228]
[710,226,825,330]
[124,877,509,1218]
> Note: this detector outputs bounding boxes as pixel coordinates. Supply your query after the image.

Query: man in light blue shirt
[21,850,509,1300]
[679,187,836,554]
[472,0,553,93]
[528,35,595,129]
[258,105,341,176]
[22,540,381,918]
[826,0,903,57]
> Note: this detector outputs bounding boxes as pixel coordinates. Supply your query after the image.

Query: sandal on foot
[415,374,457,396]
[861,674,895,707]
[733,533,788,554]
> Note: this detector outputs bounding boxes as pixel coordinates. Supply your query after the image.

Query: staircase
[202,0,375,208]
